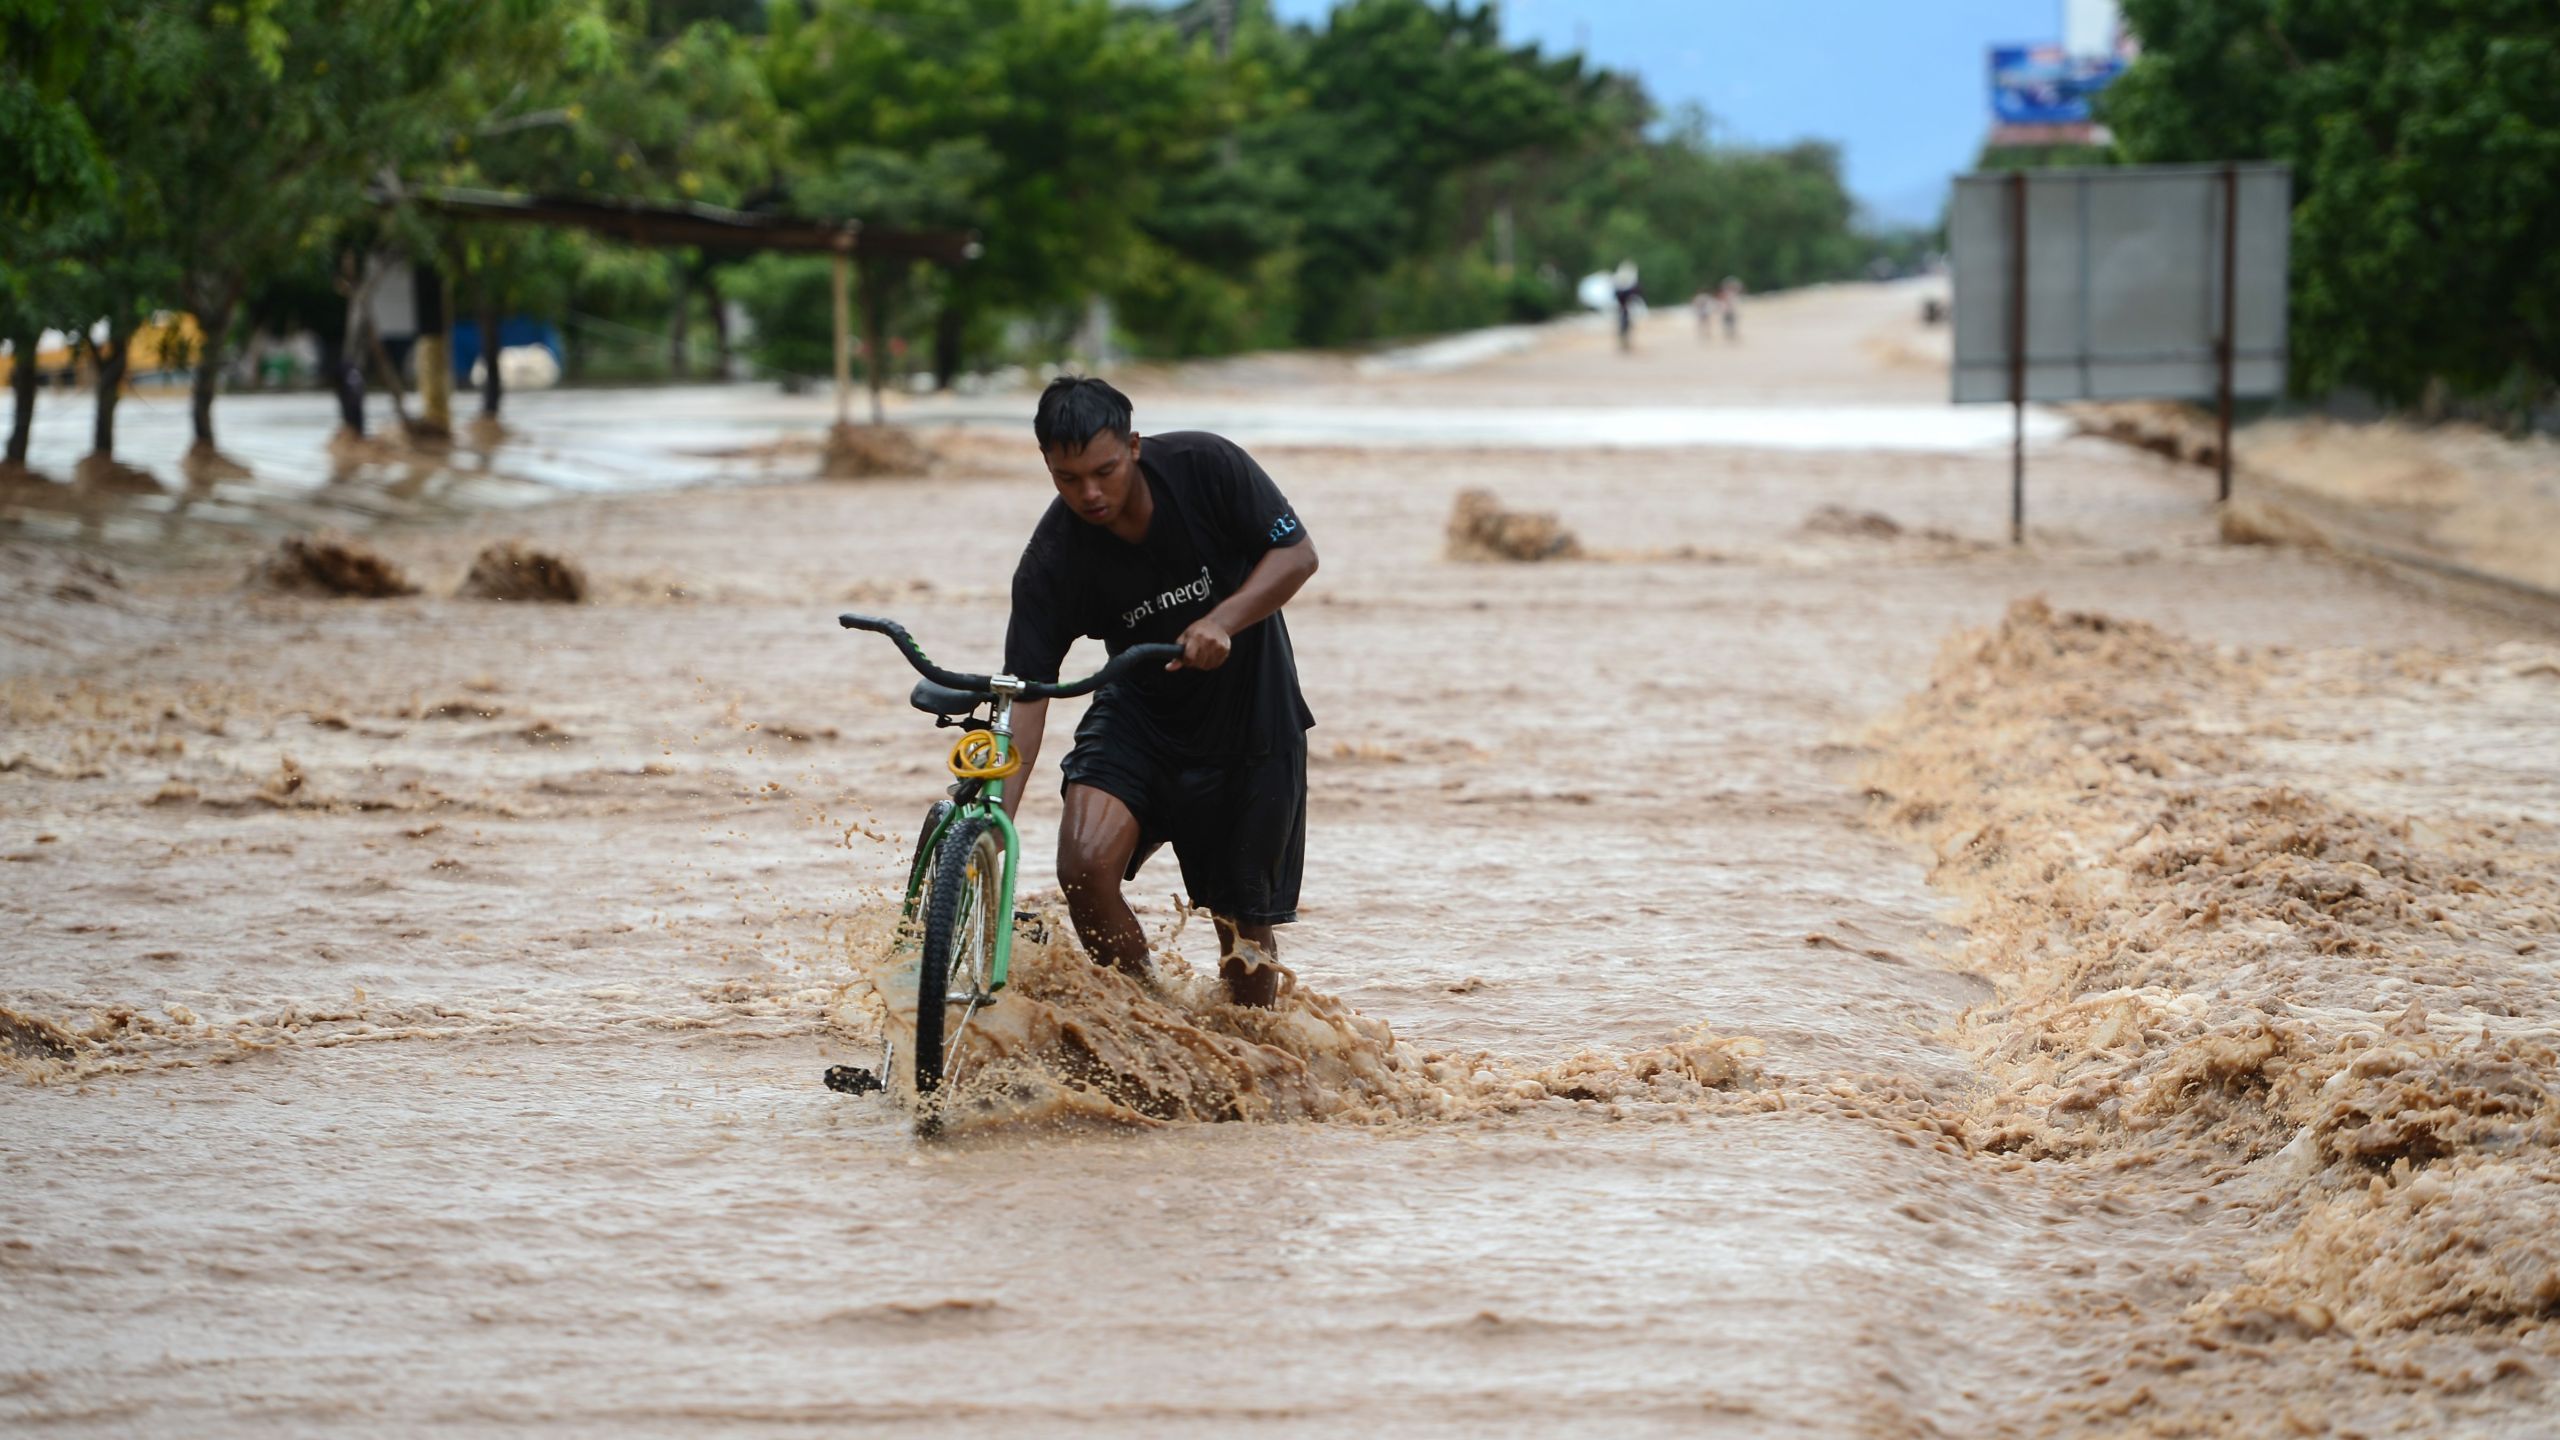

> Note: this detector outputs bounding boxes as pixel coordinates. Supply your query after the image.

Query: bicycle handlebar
[1032,642,1187,700]
[839,613,1183,701]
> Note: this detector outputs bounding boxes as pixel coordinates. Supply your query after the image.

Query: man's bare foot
[1221,950,1280,1008]
[1104,952,1167,994]
[1213,919,1284,1008]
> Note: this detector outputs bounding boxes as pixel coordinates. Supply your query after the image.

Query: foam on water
[1862,599,2560,1427]
[837,905,1763,1131]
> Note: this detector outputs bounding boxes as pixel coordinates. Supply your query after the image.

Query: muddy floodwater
[6,284,2557,1436]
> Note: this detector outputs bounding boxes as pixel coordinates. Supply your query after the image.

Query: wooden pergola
[407,186,979,426]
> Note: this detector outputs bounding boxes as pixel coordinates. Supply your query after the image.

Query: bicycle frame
[899,679,1027,992]
[835,616,1176,1106]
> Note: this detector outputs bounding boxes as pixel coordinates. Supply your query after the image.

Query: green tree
[764,0,1229,376]
[33,3,190,467]
[111,0,596,455]
[448,11,786,385]
[2107,0,2560,410]
[1112,0,1305,356]
[1512,98,1864,316]
[2,0,116,466]
[1254,0,1599,344]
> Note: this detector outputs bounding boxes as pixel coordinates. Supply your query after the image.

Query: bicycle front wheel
[914,814,1004,1111]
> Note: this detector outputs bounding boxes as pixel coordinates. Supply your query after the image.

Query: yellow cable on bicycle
[947,729,1021,780]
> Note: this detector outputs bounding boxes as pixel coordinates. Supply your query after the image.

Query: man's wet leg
[1213,915,1281,1008]
[1059,783,1150,977]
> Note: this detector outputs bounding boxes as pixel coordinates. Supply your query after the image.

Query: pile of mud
[1793,504,1977,552]
[180,441,253,487]
[1446,487,1582,562]
[2239,417,2560,596]
[2216,494,2331,549]
[250,533,420,598]
[835,907,1757,1130]
[69,453,163,493]
[2072,401,2224,470]
[1799,504,1907,539]
[0,460,60,492]
[823,423,935,479]
[1864,598,2560,1424]
[458,540,587,603]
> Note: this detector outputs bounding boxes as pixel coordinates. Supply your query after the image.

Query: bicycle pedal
[823,1064,884,1096]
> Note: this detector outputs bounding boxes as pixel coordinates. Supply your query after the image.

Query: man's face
[1044,430,1141,527]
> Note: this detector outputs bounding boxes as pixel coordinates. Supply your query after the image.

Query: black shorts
[1058,707,1306,926]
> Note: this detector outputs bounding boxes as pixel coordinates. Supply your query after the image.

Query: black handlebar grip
[838,613,991,691]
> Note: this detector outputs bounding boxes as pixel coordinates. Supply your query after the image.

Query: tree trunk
[668,275,691,380]
[933,290,965,392]
[707,273,731,380]
[6,320,38,466]
[479,298,504,417]
[91,313,131,457]
[190,288,237,449]
[336,251,375,436]
[335,331,368,435]
[862,257,890,426]
[412,261,451,438]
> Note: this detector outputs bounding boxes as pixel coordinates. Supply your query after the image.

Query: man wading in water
[1001,377,1319,1007]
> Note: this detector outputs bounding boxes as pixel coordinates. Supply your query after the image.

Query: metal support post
[2215,163,2238,504]
[2008,169,2028,547]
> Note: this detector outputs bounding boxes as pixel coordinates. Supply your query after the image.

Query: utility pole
[1212,0,1241,165]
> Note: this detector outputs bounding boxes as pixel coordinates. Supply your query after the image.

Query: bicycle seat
[910,678,988,716]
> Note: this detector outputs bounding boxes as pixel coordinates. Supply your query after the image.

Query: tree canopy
[4,0,1907,458]
[2105,0,2560,410]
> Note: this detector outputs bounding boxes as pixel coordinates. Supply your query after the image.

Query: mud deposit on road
[5,287,2554,1435]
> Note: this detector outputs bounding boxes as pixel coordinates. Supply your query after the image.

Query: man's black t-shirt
[1004,431,1312,759]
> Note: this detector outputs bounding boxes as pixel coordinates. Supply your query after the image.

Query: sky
[1266,0,2069,226]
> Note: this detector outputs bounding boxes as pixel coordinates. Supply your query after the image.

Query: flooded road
[3,281,2052,549]
[5,283,2556,1435]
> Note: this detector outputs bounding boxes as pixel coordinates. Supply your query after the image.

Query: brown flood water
[5,285,2556,1435]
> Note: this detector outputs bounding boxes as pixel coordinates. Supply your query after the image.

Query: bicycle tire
[914,814,1003,1113]
[904,800,954,915]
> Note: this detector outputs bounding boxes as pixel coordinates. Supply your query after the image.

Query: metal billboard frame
[1951,162,2292,543]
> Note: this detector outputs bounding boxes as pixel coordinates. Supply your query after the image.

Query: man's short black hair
[1034,376,1133,453]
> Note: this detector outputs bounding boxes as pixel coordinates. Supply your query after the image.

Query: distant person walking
[1612,260,1642,353]
[1691,288,1715,341]
[1718,276,1744,342]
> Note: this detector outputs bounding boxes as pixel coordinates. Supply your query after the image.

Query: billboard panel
[1950,163,2291,405]
[2063,0,2128,59]
[1990,44,2126,126]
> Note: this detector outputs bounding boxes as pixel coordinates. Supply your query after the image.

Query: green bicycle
[823,612,1179,1126]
